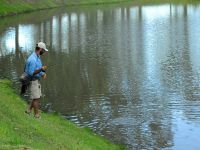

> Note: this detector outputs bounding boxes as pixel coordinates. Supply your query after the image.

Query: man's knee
[33,99,40,105]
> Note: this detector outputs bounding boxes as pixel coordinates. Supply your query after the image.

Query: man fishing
[24,42,48,118]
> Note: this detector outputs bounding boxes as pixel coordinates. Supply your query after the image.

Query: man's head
[35,42,48,55]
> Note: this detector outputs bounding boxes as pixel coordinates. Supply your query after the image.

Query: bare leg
[30,100,34,111]
[28,100,34,112]
[33,98,40,117]
[25,100,34,114]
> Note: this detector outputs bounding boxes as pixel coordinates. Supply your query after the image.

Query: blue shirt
[25,52,44,78]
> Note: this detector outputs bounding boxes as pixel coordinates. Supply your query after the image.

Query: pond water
[1,3,200,149]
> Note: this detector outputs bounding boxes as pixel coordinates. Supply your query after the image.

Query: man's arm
[33,66,47,75]
[28,61,47,76]
[33,68,44,75]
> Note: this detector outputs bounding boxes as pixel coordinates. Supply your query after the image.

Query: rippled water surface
[1,3,200,149]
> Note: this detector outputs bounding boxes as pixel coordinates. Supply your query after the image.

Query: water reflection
[1,3,200,149]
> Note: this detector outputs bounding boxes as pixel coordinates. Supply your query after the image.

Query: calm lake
[1,2,200,149]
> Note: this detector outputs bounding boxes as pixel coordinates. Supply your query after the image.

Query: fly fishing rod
[42,64,56,72]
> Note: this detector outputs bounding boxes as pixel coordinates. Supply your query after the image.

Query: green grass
[0,79,123,150]
[0,0,130,17]
[0,0,199,17]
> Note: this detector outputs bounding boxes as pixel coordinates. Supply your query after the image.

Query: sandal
[34,115,41,119]
[25,110,31,115]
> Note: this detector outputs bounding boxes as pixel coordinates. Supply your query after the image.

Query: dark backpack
[19,66,32,95]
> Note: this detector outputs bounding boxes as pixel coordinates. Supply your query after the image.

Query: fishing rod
[47,64,56,69]
[42,64,56,72]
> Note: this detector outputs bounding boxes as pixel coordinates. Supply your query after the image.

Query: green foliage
[0,79,123,150]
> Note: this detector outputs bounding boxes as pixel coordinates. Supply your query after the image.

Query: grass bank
[0,0,130,17]
[0,79,122,150]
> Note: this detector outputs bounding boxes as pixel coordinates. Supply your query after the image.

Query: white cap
[37,42,48,51]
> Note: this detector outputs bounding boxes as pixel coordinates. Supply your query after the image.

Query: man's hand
[42,73,47,79]
[41,66,47,72]
[33,66,47,76]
